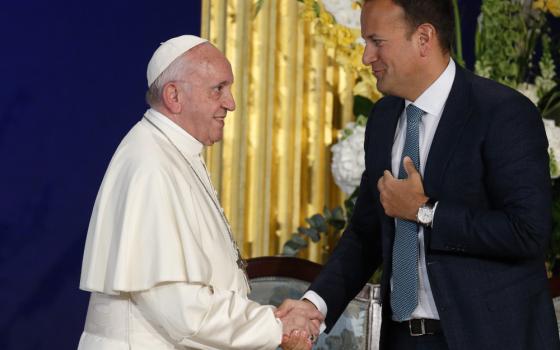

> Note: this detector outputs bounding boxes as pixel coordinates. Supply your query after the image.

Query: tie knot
[406,104,424,124]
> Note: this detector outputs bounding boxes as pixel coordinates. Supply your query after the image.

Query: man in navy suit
[277,0,560,349]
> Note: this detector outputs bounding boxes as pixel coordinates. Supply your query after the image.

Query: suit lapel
[423,66,473,198]
[374,98,403,175]
[372,98,403,234]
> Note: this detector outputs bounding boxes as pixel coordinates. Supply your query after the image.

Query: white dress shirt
[305,59,456,326]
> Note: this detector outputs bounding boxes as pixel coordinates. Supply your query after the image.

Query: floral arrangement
[331,115,367,194]
[545,119,560,178]
[475,0,560,272]
[282,1,560,269]
[535,0,560,18]
[298,0,384,101]
[283,0,377,256]
[299,0,364,70]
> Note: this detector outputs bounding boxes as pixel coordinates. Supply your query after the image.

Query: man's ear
[162,82,182,114]
[416,23,436,57]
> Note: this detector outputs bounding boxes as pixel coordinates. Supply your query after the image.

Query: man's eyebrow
[365,34,384,40]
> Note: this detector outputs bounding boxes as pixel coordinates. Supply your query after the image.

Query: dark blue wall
[0,1,201,349]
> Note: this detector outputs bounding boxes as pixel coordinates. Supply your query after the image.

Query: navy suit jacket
[309,66,560,349]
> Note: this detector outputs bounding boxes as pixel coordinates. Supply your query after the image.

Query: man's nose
[362,45,377,66]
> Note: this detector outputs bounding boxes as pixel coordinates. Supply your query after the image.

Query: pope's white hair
[145,52,192,108]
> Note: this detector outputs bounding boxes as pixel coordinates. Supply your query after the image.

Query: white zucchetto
[146,35,208,86]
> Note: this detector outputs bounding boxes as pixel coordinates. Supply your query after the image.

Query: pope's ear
[161,82,182,114]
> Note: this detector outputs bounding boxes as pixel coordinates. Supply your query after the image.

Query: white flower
[331,122,366,194]
[322,0,362,29]
[535,55,557,98]
[543,119,560,178]
[517,83,539,106]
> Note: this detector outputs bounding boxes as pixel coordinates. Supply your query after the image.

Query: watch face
[418,206,433,224]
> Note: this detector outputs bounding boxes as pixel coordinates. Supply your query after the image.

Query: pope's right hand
[275,299,323,344]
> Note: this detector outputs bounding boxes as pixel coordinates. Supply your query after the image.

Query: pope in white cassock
[77,35,322,350]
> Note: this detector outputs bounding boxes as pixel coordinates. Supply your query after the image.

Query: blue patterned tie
[390,104,424,321]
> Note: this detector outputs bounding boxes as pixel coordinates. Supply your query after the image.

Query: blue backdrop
[0,1,557,349]
[0,1,201,348]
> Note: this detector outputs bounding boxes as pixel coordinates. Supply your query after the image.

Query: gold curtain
[201,0,357,262]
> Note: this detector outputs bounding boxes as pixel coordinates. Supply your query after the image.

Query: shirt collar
[405,59,456,117]
[144,108,204,156]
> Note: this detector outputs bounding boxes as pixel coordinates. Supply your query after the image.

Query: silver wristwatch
[416,200,438,227]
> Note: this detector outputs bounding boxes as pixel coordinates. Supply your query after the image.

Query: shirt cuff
[302,291,327,333]
[431,201,439,228]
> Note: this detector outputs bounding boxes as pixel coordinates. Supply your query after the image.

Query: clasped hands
[275,299,324,350]
[273,159,425,350]
[377,157,428,221]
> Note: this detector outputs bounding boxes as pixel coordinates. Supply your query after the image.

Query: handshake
[275,299,325,350]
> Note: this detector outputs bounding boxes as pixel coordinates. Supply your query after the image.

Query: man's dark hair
[392,0,455,53]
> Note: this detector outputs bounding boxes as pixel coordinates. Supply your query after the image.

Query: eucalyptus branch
[282,206,347,257]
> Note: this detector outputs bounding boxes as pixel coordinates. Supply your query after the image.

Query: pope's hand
[280,330,313,350]
[275,299,323,342]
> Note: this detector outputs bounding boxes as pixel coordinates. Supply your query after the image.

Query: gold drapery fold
[201,0,358,262]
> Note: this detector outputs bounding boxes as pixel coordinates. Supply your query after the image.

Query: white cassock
[78,108,282,350]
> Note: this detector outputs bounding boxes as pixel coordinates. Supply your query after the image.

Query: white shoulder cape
[80,113,215,295]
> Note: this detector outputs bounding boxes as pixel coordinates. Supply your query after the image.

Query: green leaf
[369,266,383,284]
[323,206,332,218]
[540,87,560,121]
[355,114,368,127]
[329,218,346,231]
[291,233,308,247]
[474,0,530,86]
[282,241,300,256]
[353,95,374,119]
[331,206,345,220]
[298,227,320,242]
[282,234,308,256]
[306,214,327,232]
[254,0,265,18]
[327,206,346,230]
[344,187,360,220]
[313,1,320,17]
